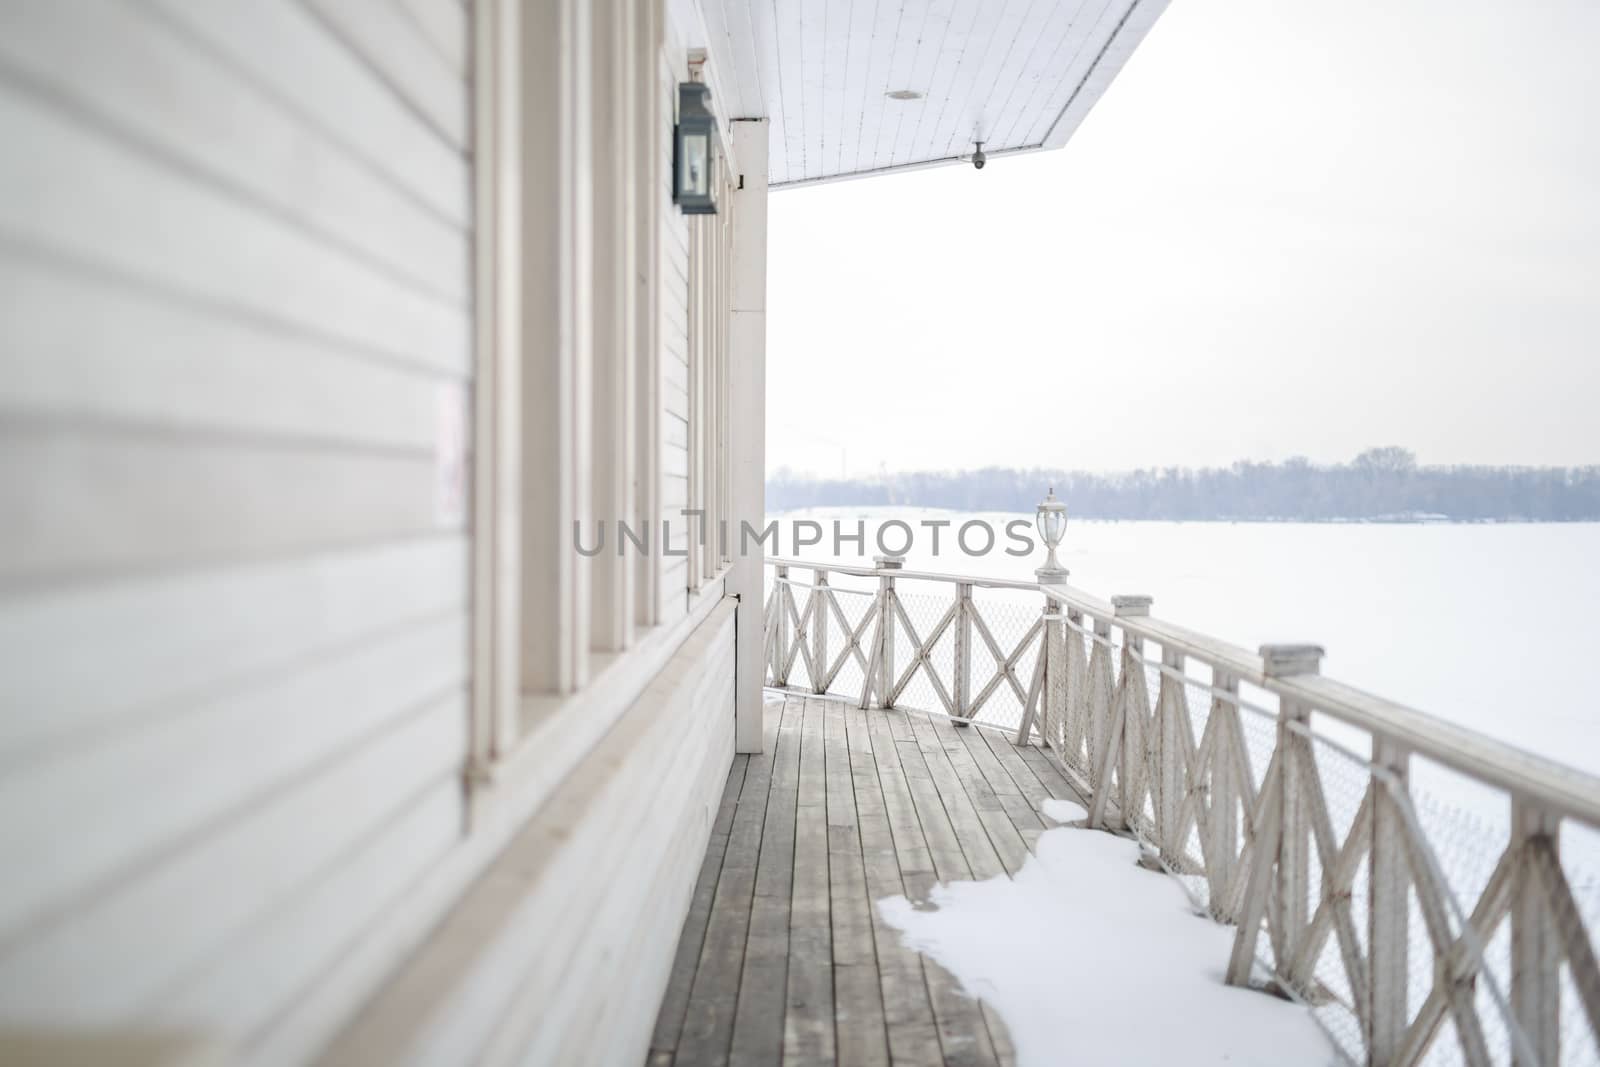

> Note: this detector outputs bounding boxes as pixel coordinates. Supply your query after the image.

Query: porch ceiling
[701,0,1169,188]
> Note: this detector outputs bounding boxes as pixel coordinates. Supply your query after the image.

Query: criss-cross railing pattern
[764,557,1044,729]
[762,555,1600,1066]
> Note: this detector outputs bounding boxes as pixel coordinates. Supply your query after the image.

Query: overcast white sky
[766,0,1600,477]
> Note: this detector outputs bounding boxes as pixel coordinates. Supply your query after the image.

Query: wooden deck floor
[647,691,1088,1067]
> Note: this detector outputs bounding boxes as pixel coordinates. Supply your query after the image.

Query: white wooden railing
[763,554,1600,1067]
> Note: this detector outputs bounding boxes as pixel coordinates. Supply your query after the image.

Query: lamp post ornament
[1035,486,1068,582]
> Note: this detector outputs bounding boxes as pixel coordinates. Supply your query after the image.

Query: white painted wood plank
[819,0,852,177]
[843,0,906,180]
[774,0,807,180]
[302,0,467,148]
[929,0,1032,158]
[664,380,690,421]
[276,593,732,1064]
[831,0,877,177]
[662,439,691,478]
[322,608,735,1066]
[894,0,968,166]
[488,647,734,1064]
[874,0,925,172]
[395,0,469,77]
[1024,0,1125,146]
[983,0,1096,151]
[0,0,468,303]
[161,777,462,1041]
[150,0,468,226]
[0,691,466,1023]
[0,90,469,375]
[662,411,690,450]
[926,0,1035,161]
[659,559,690,621]
[0,256,453,451]
[699,0,751,119]
[0,427,452,583]
[749,0,789,184]
[661,469,690,507]
[1039,0,1163,148]
[889,0,972,168]
[797,0,829,180]
[0,536,465,763]
[0,615,466,947]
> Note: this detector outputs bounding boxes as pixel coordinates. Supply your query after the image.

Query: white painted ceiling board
[699,0,1167,188]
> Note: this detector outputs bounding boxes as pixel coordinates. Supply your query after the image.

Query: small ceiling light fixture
[674,82,718,215]
[971,141,986,170]
[1035,487,1068,581]
[886,89,922,101]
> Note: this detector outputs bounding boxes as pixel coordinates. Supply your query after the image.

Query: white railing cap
[1260,644,1324,677]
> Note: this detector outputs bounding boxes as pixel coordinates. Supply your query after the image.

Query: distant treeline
[768,448,1600,522]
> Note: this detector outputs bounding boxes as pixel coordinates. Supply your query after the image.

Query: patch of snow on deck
[877,823,1334,1066]
[1040,798,1087,824]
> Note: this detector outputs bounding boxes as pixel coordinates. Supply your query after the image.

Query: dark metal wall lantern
[674,82,718,215]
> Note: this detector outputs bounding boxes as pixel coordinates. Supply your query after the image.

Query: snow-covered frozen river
[771,511,1600,776]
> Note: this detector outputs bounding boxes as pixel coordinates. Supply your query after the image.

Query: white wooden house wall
[0,0,474,1052]
[0,0,750,1062]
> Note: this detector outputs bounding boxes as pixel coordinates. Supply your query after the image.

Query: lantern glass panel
[1037,508,1066,546]
[681,132,709,198]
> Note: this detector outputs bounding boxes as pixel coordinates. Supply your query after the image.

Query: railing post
[1113,595,1152,832]
[873,554,902,709]
[1156,645,1185,867]
[1368,735,1410,1064]
[1087,616,1114,794]
[1511,797,1561,1067]
[772,563,791,687]
[1226,644,1321,990]
[811,568,829,694]
[1262,644,1320,976]
[1063,607,1087,766]
[1042,593,1064,750]
[1208,668,1241,922]
[953,581,973,723]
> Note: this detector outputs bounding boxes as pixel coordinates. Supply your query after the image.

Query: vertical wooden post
[1041,595,1064,750]
[727,119,768,753]
[588,0,636,654]
[1087,616,1114,792]
[953,581,973,721]
[630,0,660,631]
[811,569,829,694]
[1368,735,1411,1063]
[1208,669,1241,921]
[518,0,592,697]
[1511,798,1561,1067]
[875,555,902,710]
[772,563,790,687]
[1261,645,1320,975]
[1063,607,1086,765]
[468,0,524,787]
[1112,595,1151,831]
[1156,647,1185,866]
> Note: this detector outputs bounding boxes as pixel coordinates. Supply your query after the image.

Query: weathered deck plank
[731,697,803,1065]
[673,703,779,1066]
[784,697,835,1065]
[651,754,749,1056]
[653,694,1069,1067]
[845,703,944,1066]
[822,701,890,1066]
